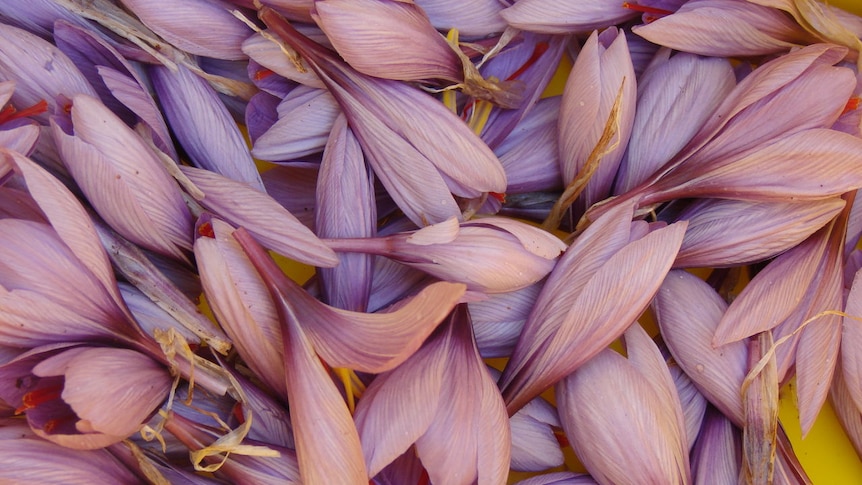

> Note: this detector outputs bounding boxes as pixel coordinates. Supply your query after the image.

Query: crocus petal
[500,202,687,414]
[237,229,368,484]
[33,347,171,438]
[118,0,251,60]
[673,198,845,268]
[0,219,134,346]
[51,94,194,261]
[151,65,264,190]
[5,150,128,315]
[558,28,636,215]
[470,282,541,358]
[0,437,140,484]
[842,268,862,413]
[312,0,462,83]
[714,227,830,344]
[508,390,564,472]
[414,0,507,37]
[632,0,815,57]
[649,127,862,207]
[556,324,690,485]
[690,405,742,485]
[241,30,325,89]
[316,114,376,311]
[513,472,598,485]
[653,270,747,425]
[0,0,95,40]
[182,165,339,268]
[0,23,97,118]
[0,123,39,154]
[495,96,562,193]
[195,218,286,398]
[831,363,862,459]
[500,0,639,34]
[615,52,736,194]
[252,85,340,161]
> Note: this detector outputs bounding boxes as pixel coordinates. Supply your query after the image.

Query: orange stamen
[622,2,674,16]
[43,415,76,434]
[15,383,63,414]
[506,42,550,82]
[842,96,861,115]
[0,99,48,125]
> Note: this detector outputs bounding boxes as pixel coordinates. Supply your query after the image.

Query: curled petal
[253,85,339,161]
[500,0,639,34]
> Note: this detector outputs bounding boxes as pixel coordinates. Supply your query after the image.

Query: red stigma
[842,96,861,115]
[232,402,246,424]
[490,192,506,203]
[553,428,570,448]
[253,68,276,81]
[15,382,63,414]
[622,2,674,16]
[506,42,550,82]
[197,221,215,238]
[417,469,430,485]
[0,99,48,125]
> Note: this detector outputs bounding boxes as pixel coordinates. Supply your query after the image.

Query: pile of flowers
[1,0,862,483]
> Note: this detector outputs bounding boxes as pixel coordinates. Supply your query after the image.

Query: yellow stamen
[468,99,494,136]
[334,367,366,413]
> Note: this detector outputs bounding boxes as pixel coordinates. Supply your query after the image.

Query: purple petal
[691,406,742,484]
[151,65,264,190]
[414,0,507,37]
[252,85,339,161]
[0,437,140,483]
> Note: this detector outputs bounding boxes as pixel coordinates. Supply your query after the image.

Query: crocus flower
[830,363,862,459]
[470,282,542,358]
[499,202,687,414]
[841,266,862,412]
[556,323,691,484]
[585,44,862,224]
[0,0,95,40]
[495,96,562,194]
[614,51,735,194]
[51,93,194,262]
[260,163,318,230]
[325,216,567,294]
[252,85,340,161]
[0,22,97,119]
[260,7,507,226]
[500,0,640,34]
[150,64,264,191]
[241,29,325,89]
[558,27,636,219]
[118,0,251,60]
[353,305,511,484]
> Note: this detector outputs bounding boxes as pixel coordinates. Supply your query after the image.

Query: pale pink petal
[500,0,639,34]
[691,406,742,485]
[632,0,814,57]
[653,270,746,425]
[842,268,862,413]
[715,228,830,344]
[252,85,339,161]
[414,0,507,37]
[118,0,251,60]
[0,438,140,484]
[240,230,368,484]
[241,30,325,89]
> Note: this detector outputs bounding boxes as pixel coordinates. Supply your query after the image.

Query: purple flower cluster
[1,0,862,483]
